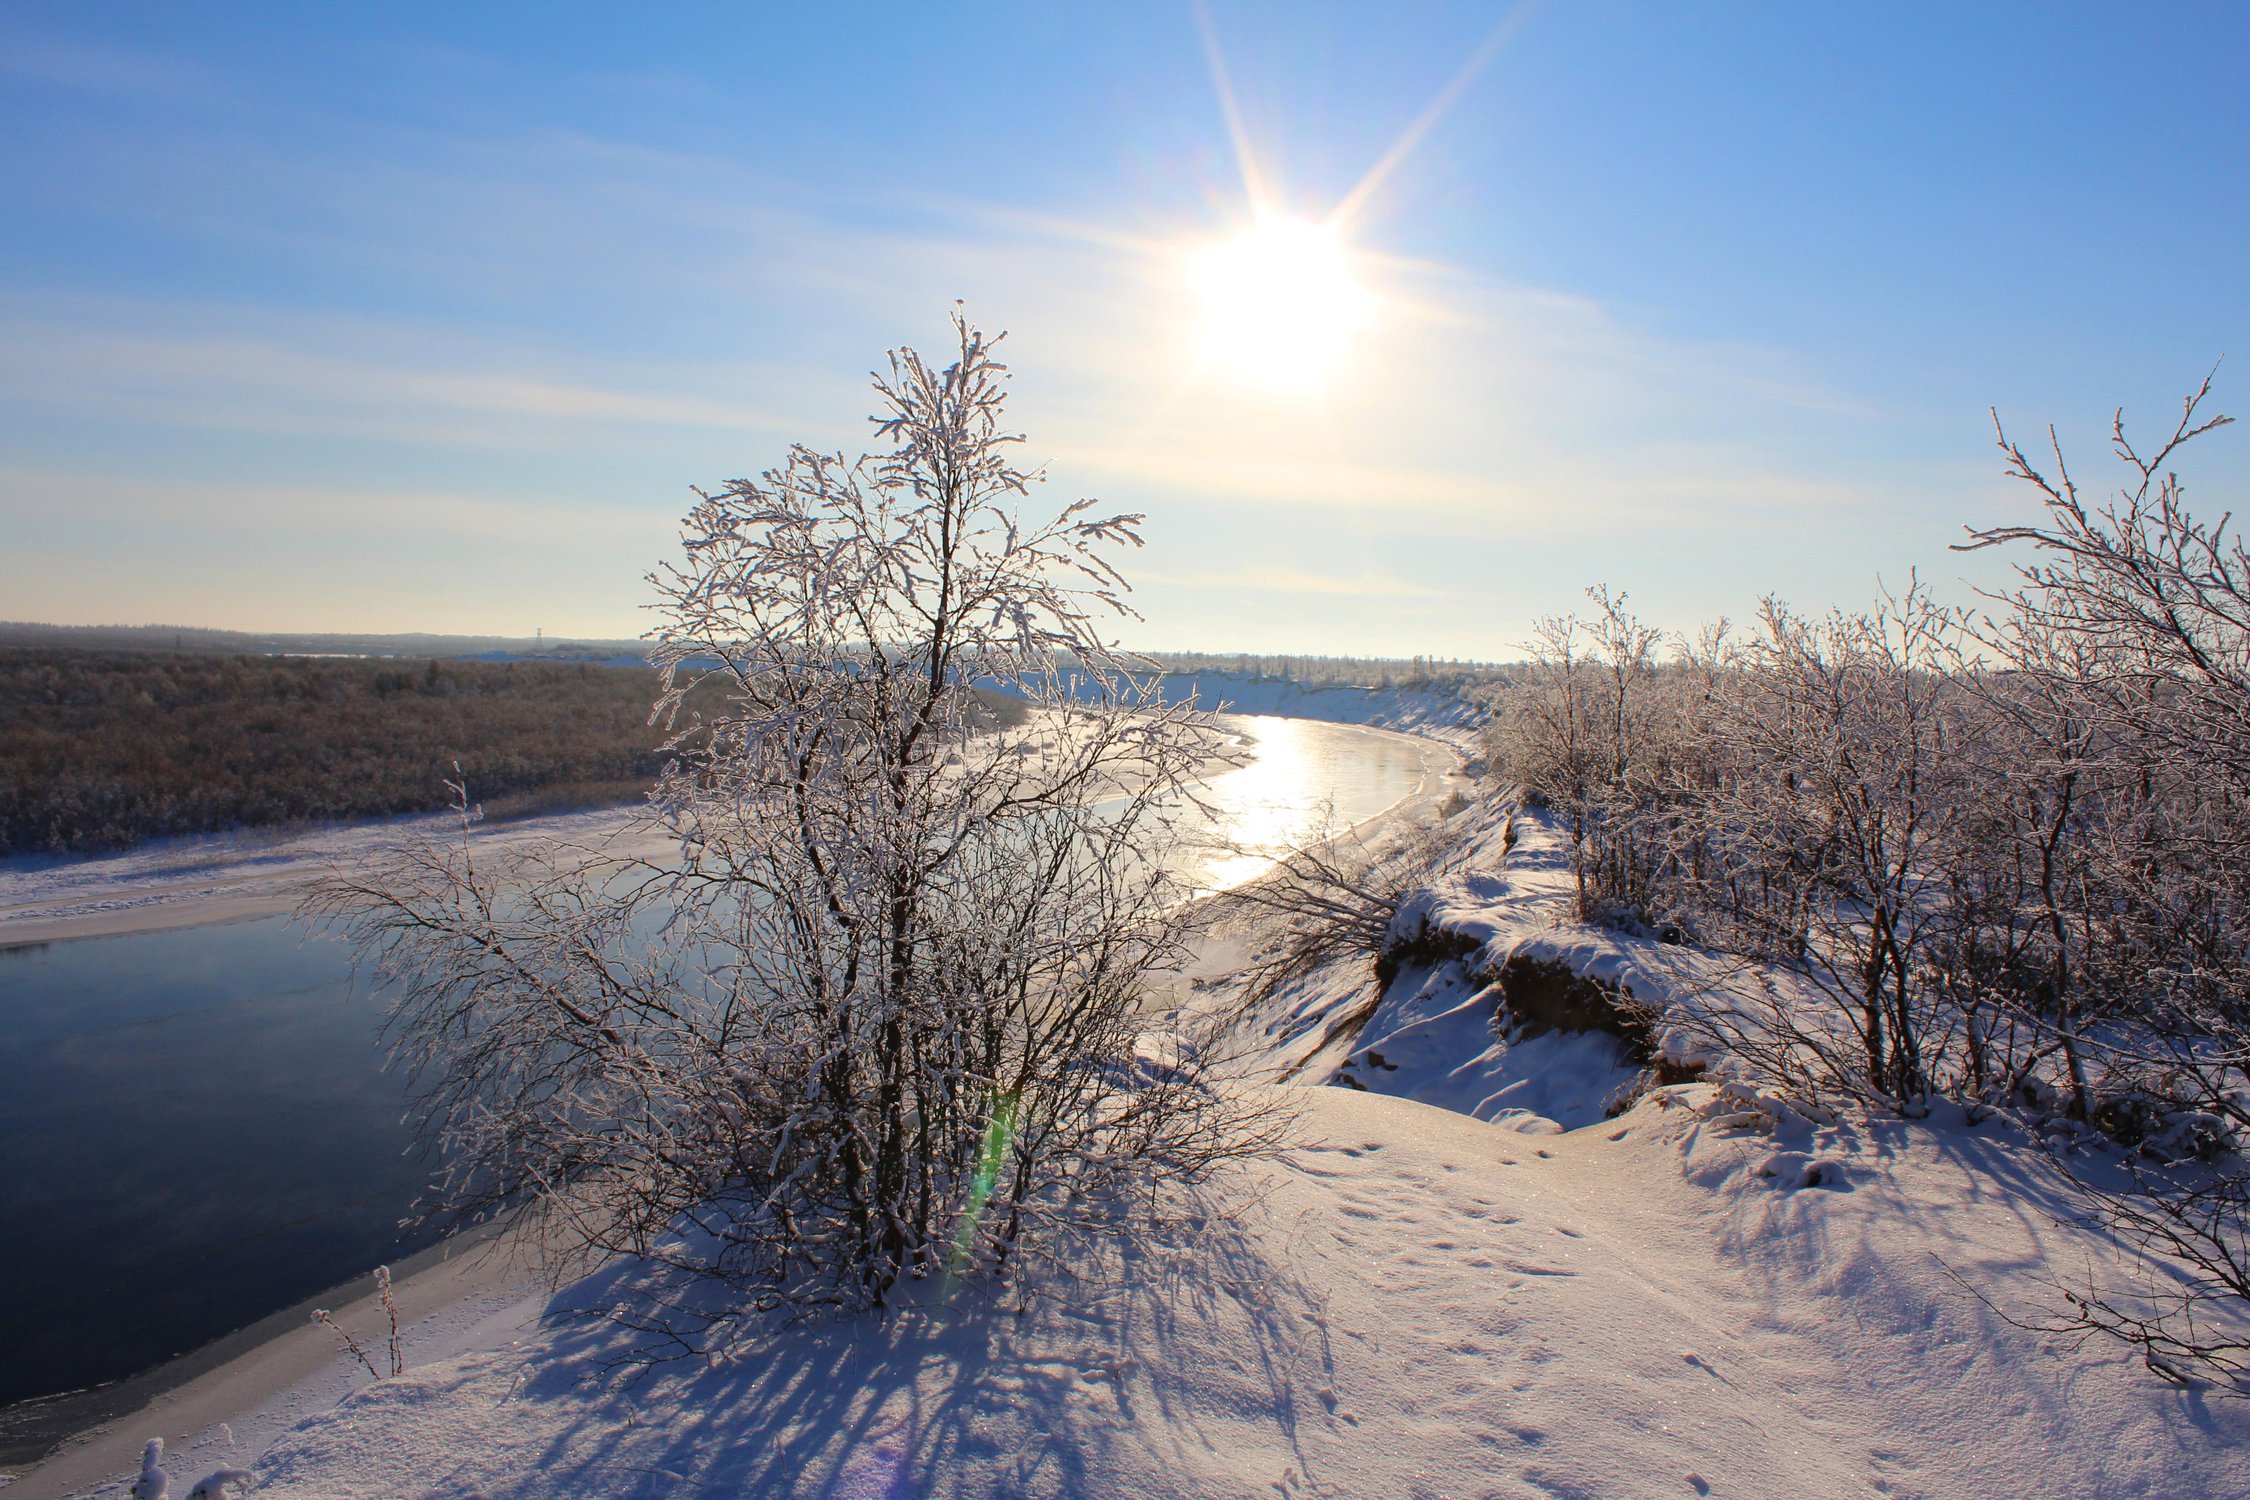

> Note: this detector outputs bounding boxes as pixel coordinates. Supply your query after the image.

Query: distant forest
[0,620,647,660]
[1141,651,1504,695]
[0,649,691,856]
[0,640,1493,857]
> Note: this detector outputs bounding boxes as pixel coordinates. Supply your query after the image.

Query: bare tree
[1465,382,2250,1386]
[1681,581,1979,1108]
[1483,587,1686,925]
[1951,380,2250,1388]
[308,314,1270,1328]
[1963,381,2250,1088]
[1217,801,1481,1022]
[1965,375,2245,796]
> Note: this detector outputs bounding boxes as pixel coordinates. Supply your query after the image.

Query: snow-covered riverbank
[16,770,2250,1497]
[28,1076,2249,1499]
[34,703,2243,1498]
[0,690,1473,950]
[0,714,1459,1495]
[0,802,663,948]
[240,1088,2250,1497]
[0,1229,545,1499]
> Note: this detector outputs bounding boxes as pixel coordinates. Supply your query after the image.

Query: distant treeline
[0,649,692,856]
[0,620,647,660]
[1143,651,1506,695]
[0,640,1482,856]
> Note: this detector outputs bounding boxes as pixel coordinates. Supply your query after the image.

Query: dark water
[0,920,440,1418]
[0,715,1434,1435]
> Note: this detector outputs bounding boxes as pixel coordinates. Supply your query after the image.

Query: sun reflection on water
[1180,715,1428,895]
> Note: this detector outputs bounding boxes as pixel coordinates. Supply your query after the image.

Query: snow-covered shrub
[1676,579,1982,1109]
[1954,377,2250,1388]
[1223,799,1481,1014]
[1459,379,2250,1388]
[1479,590,1722,930]
[125,1439,251,1500]
[311,1264,402,1380]
[130,1439,167,1500]
[1638,380,2250,1386]
[308,315,1275,1323]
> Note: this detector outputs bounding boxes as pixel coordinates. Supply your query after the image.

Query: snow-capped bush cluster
[129,1438,250,1500]
[1475,381,2250,1391]
[1479,395,2250,1130]
[307,317,1274,1338]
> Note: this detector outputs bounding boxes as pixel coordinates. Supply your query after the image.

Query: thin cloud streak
[0,97,1968,645]
[1055,432,1899,538]
[0,34,224,104]
[0,467,661,546]
[0,323,804,446]
[1137,565,1448,599]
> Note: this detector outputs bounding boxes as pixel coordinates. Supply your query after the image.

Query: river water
[0,715,1436,1433]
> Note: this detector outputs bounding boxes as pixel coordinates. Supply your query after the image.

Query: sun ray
[1192,0,1271,218]
[1172,2,1535,399]
[1329,0,1542,233]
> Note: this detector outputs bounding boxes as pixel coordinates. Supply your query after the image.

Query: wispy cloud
[0,313,808,450]
[1138,565,1447,599]
[0,466,659,546]
[0,88,1972,645]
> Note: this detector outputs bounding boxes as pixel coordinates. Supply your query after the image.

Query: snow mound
[1295,801,1696,1131]
[1332,958,1643,1130]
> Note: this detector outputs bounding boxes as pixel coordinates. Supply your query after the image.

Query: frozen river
[0,714,1443,1448]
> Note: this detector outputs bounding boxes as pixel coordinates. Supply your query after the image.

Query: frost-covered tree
[1688,581,1981,1107]
[1957,381,2250,1388]
[1481,587,1685,924]
[1470,380,2250,1385]
[309,315,1262,1324]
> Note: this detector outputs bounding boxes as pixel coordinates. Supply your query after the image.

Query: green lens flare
[944,1091,1021,1294]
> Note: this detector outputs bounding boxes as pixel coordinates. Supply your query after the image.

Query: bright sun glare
[1192,217,1371,395]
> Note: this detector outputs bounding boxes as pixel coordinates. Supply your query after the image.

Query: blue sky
[3,2,2244,654]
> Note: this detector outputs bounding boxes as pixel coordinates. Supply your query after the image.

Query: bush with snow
[1475,379,2250,1392]
[127,1438,252,1500]
[309,315,1273,1331]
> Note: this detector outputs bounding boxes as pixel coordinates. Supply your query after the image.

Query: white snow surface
[0,802,653,940]
[186,1081,2248,1500]
[36,789,2250,1498]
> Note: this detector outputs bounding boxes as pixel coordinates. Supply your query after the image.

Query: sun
[1191,216,1372,395]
